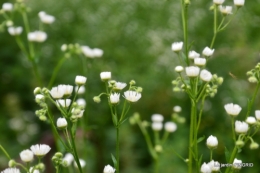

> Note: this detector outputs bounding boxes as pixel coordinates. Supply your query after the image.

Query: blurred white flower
[213,0,225,5]
[29,167,40,173]
[206,135,218,149]
[58,85,73,96]
[81,46,103,58]
[1,168,20,173]
[92,48,103,57]
[124,91,141,102]
[245,116,256,125]
[76,98,86,107]
[56,117,68,129]
[233,158,242,169]
[224,103,242,116]
[8,26,23,36]
[75,86,85,94]
[152,122,163,131]
[2,3,13,11]
[110,93,120,104]
[185,66,200,77]
[194,57,206,66]
[235,121,249,134]
[28,31,47,42]
[188,50,200,59]
[20,149,34,162]
[173,106,182,112]
[50,86,65,99]
[114,82,127,90]
[200,69,213,82]
[74,159,86,168]
[202,47,214,57]
[38,11,55,24]
[61,44,67,51]
[200,162,211,173]
[171,42,183,52]
[100,72,111,81]
[103,165,116,173]
[151,114,164,122]
[30,144,51,156]
[234,0,245,7]
[219,6,233,15]
[63,153,74,166]
[207,160,220,172]
[255,110,260,120]
[57,99,71,108]
[175,66,184,72]
[164,122,177,132]
[75,75,87,85]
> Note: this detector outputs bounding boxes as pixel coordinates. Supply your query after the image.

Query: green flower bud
[250,142,259,150]
[129,80,136,85]
[39,115,47,121]
[136,87,143,93]
[236,140,244,148]
[246,71,253,76]
[8,160,16,167]
[155,145,163,153]
[248,76,258,83]
[34,87,42,95]
[93,96,101,103]
[217,77,223,85]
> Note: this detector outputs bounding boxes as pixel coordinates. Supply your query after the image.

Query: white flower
[2,3,13,12]
[124,91,141,102]
[92,48,103,57]
[27,31,47,42]
[151,114,164,122]
[208,160,220,172]
[58,85,73,96]
[100,72,111,81]
[188,50,200,59]
[74,159,86,168]
[173,106,182,112]
[50,86,65,99]
[56,117,68,128]
[1,168,20,173]
[235,121,249,134]
[110,93,120,104]
[75,86,85,94]
[224,103,242,116]
[114,82,127,90]
[30,144,51,156]
[81,46,94,58]
[57,99,71,108]
[185,66,200,77]
[206,135,218,149]
[38,11,55,24]
[234,0,245,7]
[219,6,233,15]
[72,108,85,118]
[213,0,225,5]
[194,58,206,66]
[152,122,163,131]
[76,98,86,107]
[164,122,177,132]
[29,167,40,173]
[202,47,214,57]
[61,44,67,51]
[200,69,213,82]
[75,75,87,85]
[245,116,256,125]
[175,66,184,72]
[200,162,211,173]
[171,42,183,52]
[35,94,44,100]
[20,149,34,162]
[63,153,74,166]
[103,165,116,173]
[8,26,23,36]
[255,110,260,120]
[233,158,242,169]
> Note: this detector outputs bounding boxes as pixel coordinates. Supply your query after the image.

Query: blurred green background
[0,0,260,172]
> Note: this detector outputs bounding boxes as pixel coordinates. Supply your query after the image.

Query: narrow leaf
[197,136,205,144]
[111,153,117,168]
[224,147,230,162]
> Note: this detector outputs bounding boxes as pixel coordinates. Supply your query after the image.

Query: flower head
[103,165,116,173]
[255,110,260,120]
[200,162,211,173]
[151,114,164,122]
[2,3,13,12]
[81,46,103,58]
[76,98,86,107]
[206,135,218,149]
[38,11,55,24]
[57,99,71,108]
[20,149,34,162]
[114,82,127,90]
[234,0,245,7]
[185,66,200,77]
[194,58,206,66]
[233,158,242,169]
[56,117,68,129]
[30,144,51,156]
[152,122,163,131]
[50,86,65,99]
[100,72,111,81]
[75,86,85,94]
[208,160,220,172]
[29,167,40,173]
[164,122,177,132]
[63,153,74,166]
[245,116,256,125]
[171,42,183,52]
[75,75,87,85]
[110,93,120,104]
[92,48,104,57]
[1,168,20,173]
[58,85,73,96]
[175,66,184,72]
[74,159,86,168]
[224,103,242,116]
[200,69,213,82]
[188,50,200,59]
[124,91,141,102]
[235,121,249,134]
[219,6,233,15]
[202,47,214,57]
[213,0,225,5]
[8,26,23,36]
[28,31,47,42]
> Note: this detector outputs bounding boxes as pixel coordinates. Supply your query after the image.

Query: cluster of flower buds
[246,62,260,83]
[211,0,245,16]
[171,105,186,124]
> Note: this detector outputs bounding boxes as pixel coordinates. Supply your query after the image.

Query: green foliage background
[0,0,260,172]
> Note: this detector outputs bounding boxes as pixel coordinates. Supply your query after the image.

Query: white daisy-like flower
[151,114,164,122]
[151,122,163,131]
[50,86,65,99]
[213,0,225,5]
[206,135,218,149]
[1,168,20,173]
[110,93,120,104]
[38,11,55,24]
[175,66,184,72]
[58,85,73,96]
[255,110,260,120]
[246,116,256,125]
[233,158,242,169]
[202,47,214,57]
[207,160,220,172]
[92,48,103,57]
[27,31,47,42]
[114,82,127,90]
[76,98,86,107]
[188,50,200,59]
[200,69,213,82]
[100,72,111,81]
[103,165,116,173]
[124,91,141,102]
[235,121,249,134]
[20,149,34,162]
[57,99,71,108]
[74,159,86,168]
[30,144,51,156]
[224,103,242,116]
[219,6,233,15]
[81,46,95,58]
[234,0,245,7]
[194,57,206,66]
[185,66,200,77]
[63,153,74,166]
[8,26,23,36]
[171,42,183,52]
[2,3,13,12]
[75,75,87,85]
[56,117,68,129]
[200,162,211,173]
[164,122,177,132]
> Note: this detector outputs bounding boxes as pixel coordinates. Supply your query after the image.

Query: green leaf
[111,153,117,168]
[197,136,205,144]
[224,147,230,162]
[119,118,129,126]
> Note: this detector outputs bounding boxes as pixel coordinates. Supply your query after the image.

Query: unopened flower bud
[39,115,47,121]
[206,135,218,149]
[34,87,42,95]
[236,140,245,147]
[250,142,259,150]
[248,76,258,83]
[8,160,16,167]
[155,145,163,153]
[129,80,136,85]
[93,96,101,103]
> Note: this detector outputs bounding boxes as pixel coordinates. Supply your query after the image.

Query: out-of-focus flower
[30,144,51,156]
[75,86,85,94]
[200,162,211,173]
[76,98,86,107]
[255,110,260,120]
[58,85,73,96]
[188,50,200,59]
[63,153,74,166]
[1,168,20,173]
[194,58,206,66]
[185,66,200,77]
[233,158,242,169]
[81,46,103,58]
[114,82,127,90]
[92,48,103,57]
[2,3,13,12]
[75,75,87,85]
[202,47,214,57]
[29,167,40,173]
[38,11,55,24]
[20,149,34,162]
[100,72,111,81]
[110,93,120,104]
[171,42,183,52]
[200,69,213,82]
[213,0,225,5]
[164,122,177,132]
[234,0,245,7]
[28,31,47,42]
[235,121,249,134]
[74,159,86,168]
[207,160,220,172]
[56,118,68,129]
[124,91,141,102]
[245,116,256,125]
[206,135,218,149]
[152,122,163,131]
[219,6,233,15]
[103,165,116,173]
[8,26,23,36]
[151,114,164,122]
[50,86,65,99]
[224,103,242,116]
[57,99,71,108]
[175,66,184,72]
[173,106,182,112]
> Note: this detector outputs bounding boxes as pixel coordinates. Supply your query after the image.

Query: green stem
[231,117,236,143]
[245,82,260,119]
[224,147,238,173]
[197,97,206,131]
[210,149,213,161]
[32,60,43,86]
[0,145,11,160]
[116,127,120,173]
[181,0,189,65]
[210,4,218,49]
[47,57,66,88]
[154,158,159,173]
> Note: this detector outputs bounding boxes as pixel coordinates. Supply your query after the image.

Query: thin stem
[154,158,159,173]
[116,127,120,173]
[47,57,67,88]
[245,82,260,119]
[181,0,189,65]
[197,96,206,131]
[231,117,236,143]
[210,4,218,49]
[188,100,196,173]
[0,145,11,160]
[224,147,238,173]
[210,149,213,161]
